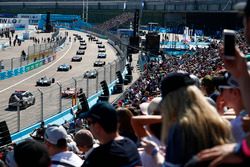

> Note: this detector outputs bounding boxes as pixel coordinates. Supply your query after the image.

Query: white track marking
[0,41,73,93]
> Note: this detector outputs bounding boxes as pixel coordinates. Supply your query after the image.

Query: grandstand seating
[94,12,134,31]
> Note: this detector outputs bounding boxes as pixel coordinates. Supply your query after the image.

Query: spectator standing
[9,37,11,46]
[217,73,247,142]
[10,29,14,37]
[82,102,141,167]
[44,125,83,167]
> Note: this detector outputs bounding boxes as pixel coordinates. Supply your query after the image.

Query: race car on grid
[93,60,106,67]
[71,55,83,62]
[36,76,55,86]
[76,50,85,55]
[98,44,105,48]
[83,70,97,79]
[61,88,81,98]
[79,45,87,50]
[8,90,35,110]
[98,48,106,52]
[57,64,72,71]
[97,53,107,58]
[96,41,102,44]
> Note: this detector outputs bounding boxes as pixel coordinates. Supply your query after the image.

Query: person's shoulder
[52,151,80,159]
[93,137,137,153]
[112,136,140,156]
[83,148,105,167]
[113,136,136,145]
[52,151,83,165]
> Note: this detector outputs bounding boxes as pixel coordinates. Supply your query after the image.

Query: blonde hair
[160,85,232,149]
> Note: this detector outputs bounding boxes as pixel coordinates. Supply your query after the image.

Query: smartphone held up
[223,29,236,60]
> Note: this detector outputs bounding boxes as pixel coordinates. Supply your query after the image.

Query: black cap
[216,72,239,89]
[161,72,195,97]
[234,0,250,17]
[86,102,117,133]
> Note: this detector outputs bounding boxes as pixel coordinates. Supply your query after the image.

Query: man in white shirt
[218,72,247,142]
[44,125,83,167]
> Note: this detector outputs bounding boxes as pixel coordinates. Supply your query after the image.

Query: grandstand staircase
[94,12,134,31]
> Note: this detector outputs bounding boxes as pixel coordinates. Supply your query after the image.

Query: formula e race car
[97,53,107,58]
[83,70,97,79]
[36,76,55,86]
[93,60,106,67]
[71,55,82,62]
[57,64,72,71]
[76,50,85,55]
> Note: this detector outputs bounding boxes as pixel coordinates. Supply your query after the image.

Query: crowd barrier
[0,54,56,80]
[0,34,66,75]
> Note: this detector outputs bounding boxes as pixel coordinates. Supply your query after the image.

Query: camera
[223,29,236,59]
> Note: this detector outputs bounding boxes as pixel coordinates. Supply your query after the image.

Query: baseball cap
[139,102,150,115]
[139,97,162,115]
[44,125,68,145]
[234,0,250,17]
[148,97,162,115]
[161,72,195,97]
[190,74,201,88]
[217,72,239,89]
[85,102,117,133]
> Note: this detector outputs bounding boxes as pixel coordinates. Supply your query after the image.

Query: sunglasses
[87,120,96,126]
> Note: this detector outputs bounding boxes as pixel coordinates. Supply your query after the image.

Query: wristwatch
[151,147,159,156]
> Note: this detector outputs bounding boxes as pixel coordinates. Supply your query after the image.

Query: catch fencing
[0,28,127,134]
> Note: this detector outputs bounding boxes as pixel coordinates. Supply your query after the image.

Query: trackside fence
[0,36,66,80]
[0,28,127,134]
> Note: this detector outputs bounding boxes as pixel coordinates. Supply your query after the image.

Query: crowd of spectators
[94,12,134,31]
[0,28,22,47]
[1,1,250,166]
[0,28,247,166]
